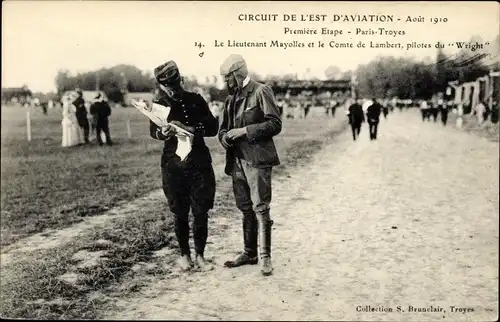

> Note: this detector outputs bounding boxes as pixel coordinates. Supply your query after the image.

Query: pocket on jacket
[242,106,264,125]
[239,139,279,167]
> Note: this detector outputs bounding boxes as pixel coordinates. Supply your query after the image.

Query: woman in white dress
[61,93,82,147]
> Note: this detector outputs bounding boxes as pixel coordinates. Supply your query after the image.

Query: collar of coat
[236,78,257,100]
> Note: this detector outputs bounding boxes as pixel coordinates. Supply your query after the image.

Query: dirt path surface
[106,111,499,321]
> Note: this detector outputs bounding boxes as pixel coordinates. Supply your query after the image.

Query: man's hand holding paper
[161,124,177,138]
[169,120,195,135]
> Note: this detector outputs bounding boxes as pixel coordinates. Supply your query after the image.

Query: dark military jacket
[90,101,111,120]
[348,103,365,124]
[73,97,88,121]
[367,102,383,122]
[149,90,218,169]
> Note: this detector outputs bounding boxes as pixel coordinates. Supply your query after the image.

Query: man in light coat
[218,54,282,276]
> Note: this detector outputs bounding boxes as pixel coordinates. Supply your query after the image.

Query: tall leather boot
[224,212,258,268]
[259,218,274,276]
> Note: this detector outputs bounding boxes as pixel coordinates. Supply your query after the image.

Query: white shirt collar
[242,76,250,88]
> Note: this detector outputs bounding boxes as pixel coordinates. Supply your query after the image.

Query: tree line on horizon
[355,34,499,99]
[16,34,495,104]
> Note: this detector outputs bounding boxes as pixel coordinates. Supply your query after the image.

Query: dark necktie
[231,89,242,126]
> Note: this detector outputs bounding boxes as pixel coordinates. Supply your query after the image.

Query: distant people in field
[439,98,449,126]
[431,100,439,123]
[420,99,431,122]
[348,99,365,141]
[61,94,82,147]
[382,100,389,119]
[276,98,285,117]
[366,98,383,140]
[90,93,113,146]
[73,89,90,144]
[302,101,311,118]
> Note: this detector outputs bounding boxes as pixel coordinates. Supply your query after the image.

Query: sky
[2,1,499,93]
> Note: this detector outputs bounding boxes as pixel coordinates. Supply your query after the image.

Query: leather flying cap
[154,60,181,85]
[220,54,247,76]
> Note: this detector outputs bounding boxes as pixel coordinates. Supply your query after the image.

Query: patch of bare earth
[105,111,498,321]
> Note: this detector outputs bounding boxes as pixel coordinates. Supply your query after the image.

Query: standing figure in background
[40,99,48,115]
[440,98,449,126]
[61,94,81,147]
[420,99,430,121]
[73,89,90,144]
[303,101,311,118]
[348,99,365,141]
[474,100,486,125]
[90,93,113,146]
[382,100,389,119]
[276,98,284,117]
[431,98,440,123]
[87,101,96,142]
[366,98,383,140]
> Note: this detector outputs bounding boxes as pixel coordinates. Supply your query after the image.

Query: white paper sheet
[132,99,194,161]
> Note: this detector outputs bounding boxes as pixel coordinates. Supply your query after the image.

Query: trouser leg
[78,118,90,143]
[442,109,448,125]
[232,160,258,257]
[161,166,191,256]
[96,124,103,145]
[240,161,273,259]
[99,118,112,145]
[351,123,357,140]
[189,167,216,256]
[82,119,90,142]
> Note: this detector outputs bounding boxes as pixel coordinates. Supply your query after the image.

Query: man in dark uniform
[348,99,365,141]
[90,93,113,145]
[149,61,219,272]
[73,89,90,143]
[431,100,439,123]
[366,98,383,140]
[218,54,282,276]
[382,100,389,119]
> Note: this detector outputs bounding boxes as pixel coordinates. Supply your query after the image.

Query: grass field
[0,104,346,248]
[1,105,171,246]
[1,103,349,319]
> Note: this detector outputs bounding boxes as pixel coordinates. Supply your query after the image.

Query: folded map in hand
[131,99,194,161]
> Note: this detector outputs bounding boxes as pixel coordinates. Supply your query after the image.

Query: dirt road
[107,111,498,321]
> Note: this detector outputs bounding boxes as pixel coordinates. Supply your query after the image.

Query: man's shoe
[261,257,273,276]
[177,254,194,272]
[195,254,214,271]
[224,253,258,268]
